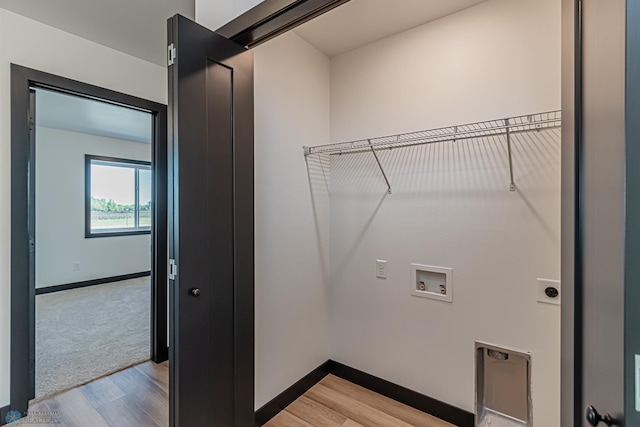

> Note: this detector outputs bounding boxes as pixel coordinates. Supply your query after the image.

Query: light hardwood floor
[7,361,168,427]
[265,375,455,427]
[5,363,453,427]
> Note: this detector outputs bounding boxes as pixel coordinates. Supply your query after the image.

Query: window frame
[85,154,152,238]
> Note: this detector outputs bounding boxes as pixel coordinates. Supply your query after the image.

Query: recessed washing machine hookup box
[475,342,532,427]
[410,263,452,303]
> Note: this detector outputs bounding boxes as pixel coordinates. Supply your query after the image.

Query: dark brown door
[167,14,254,427]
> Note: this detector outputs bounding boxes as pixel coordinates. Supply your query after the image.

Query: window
[85,155,152,237]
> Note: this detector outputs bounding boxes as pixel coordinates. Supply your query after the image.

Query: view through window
[86,156,151,236]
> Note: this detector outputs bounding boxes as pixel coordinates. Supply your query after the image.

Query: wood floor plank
[135,361,169,394]
[96,396,163,427]
[285,395,347,426]
[320,375,455,427]
[82,375,127,409]
[305,383,415,427]
[46,387,111,427]
[109,367,168,427]
[265,410,316,427]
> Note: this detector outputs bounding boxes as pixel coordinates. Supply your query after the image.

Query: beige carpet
[35,277,151,399]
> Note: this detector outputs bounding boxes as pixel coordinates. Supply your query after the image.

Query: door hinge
[29,238,35,253]
[169,259,177,280]
[168,44,176,66]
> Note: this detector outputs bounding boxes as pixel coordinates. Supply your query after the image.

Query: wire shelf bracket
[368,139,392,194]
[302,110,561,193]
[506,118,516,192]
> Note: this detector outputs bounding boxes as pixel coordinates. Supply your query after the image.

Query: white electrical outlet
[376,260,387,279]
[73,262,81,272]
[537,278,560,305]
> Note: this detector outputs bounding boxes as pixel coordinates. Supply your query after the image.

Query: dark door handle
[586,406,619,426]
[190,288,201,297]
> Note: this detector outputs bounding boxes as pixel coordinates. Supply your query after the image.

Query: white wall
[195,0,262,34]
[328,0,561,425]
[0,7,166,407]
[35,127,152,288]
[330,0,561,142]
[253,32,332,408]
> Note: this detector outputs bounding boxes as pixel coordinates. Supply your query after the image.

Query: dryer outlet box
[410,263,452,303]
[537,278,560,305]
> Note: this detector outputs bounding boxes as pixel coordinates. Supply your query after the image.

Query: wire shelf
[303,110,561,156]
[302,110,561,194]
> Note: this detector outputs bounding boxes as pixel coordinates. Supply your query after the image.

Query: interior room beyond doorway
[33,88,155,400]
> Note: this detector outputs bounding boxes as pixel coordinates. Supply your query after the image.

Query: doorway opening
[10,65,168,416]
[33,88,154,399]
[247,0,561,425]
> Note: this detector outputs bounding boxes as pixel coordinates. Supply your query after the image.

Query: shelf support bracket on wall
[505,118,516,192]
[368,139,392,194]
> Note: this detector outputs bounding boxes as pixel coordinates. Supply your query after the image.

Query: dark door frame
[561,0,582,425]
[10,64,168,415]
[215,0,350,47]
[626,0,640,425]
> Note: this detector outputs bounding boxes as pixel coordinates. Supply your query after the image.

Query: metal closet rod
[302,110,562,193]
